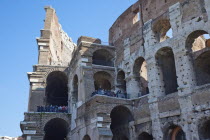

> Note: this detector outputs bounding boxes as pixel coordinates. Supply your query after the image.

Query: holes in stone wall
[44,118,69,140]
[94,71,112,90]
[133,57,149,96]
[116,70,127,94]
[46,71,68,106]
[155,47,178,95]
[186,30,210,86]
[110,106,134,140]
[153,19,173,42]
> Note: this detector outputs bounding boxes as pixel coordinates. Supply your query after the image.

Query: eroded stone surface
[21,1,210,140]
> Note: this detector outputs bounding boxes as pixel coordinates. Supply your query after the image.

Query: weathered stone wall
[20,112,70,140]
[38,6,75,66]
[21,0,210,140]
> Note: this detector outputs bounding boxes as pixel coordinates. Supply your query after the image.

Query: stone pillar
[124,38,131,62]
[143,19,165,139]
[126,75,140,99]
[28,74,45,112]
[147,58,164,140]
[174,46,199,140]
[37,38,50,65]
[169,3,199,139]
[169,2,182,36]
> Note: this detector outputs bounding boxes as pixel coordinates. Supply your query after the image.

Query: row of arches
[116,29,210,96]
[110,106,210,140]
[44,29,210,106]
[42,106,210,140]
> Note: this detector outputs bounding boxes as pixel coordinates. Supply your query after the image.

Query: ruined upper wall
[109,1,141,45]
[109,0,208,66]
[37,6,76,66]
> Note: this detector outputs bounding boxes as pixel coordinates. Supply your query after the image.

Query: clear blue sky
[0,0,137,137]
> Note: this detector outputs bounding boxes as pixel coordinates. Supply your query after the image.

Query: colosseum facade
[20,0,210,140]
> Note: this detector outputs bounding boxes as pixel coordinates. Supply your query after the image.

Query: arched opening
[116,70,126,94]
[83,135,91,140]
[92,49,114,67]
[153,19,173,42]
[199,120,210,139]
[133,57,149,96]
[72,75,78,104]
[155,47,178,95]
[110,106,134,140]
[186,30,210,86]
[44,118,69,140]
[138,132,153,140]
[164,126,186,140]
[94,71,112,90]
[46,71,68,106]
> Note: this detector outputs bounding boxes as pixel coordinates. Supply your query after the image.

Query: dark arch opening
[133,57,149,96]
[164,125,186,140]
[116,70,126,94]
[186,30,210,86]
[83,135,91,140]
[46,71,68,106]
[92,49,114,67]
[153,19,172,42]
[138,132,153,140]
[195,50,210,85]
[94,71,112,90]
[199,120,210,139]
[44,118,69,140]
[72,75,78,104]
[155,47,178,95]
[110,106,134,140]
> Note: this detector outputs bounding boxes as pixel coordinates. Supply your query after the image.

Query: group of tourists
[91,88,128,98]
[37,105,68,113]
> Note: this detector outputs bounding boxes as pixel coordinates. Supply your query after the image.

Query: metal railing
[92,59,114,67]
[91,90,130,99]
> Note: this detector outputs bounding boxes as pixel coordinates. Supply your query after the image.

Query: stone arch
[45,71,68,106]
[138,132,153,140]
[94,71,112,90]
[186,30,210,86]
[155,47,178,95]
[116,70,127,94]
[110,105,134,140]
[133,57,149,96]
[198,119,210,139]
[153,19,172,42]
[185,30,210,52]
[164,125,186,140]
[44,118,69,140]
[72,75,78,104]
[92,49,114,66]
[43,67,68,83]
[83,135,91,140]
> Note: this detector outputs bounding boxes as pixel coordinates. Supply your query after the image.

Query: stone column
[147,58,164,140]
[169,3,199,139]
[125,75,140,99]
[143,19,164,139]
[174,45,199,140]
